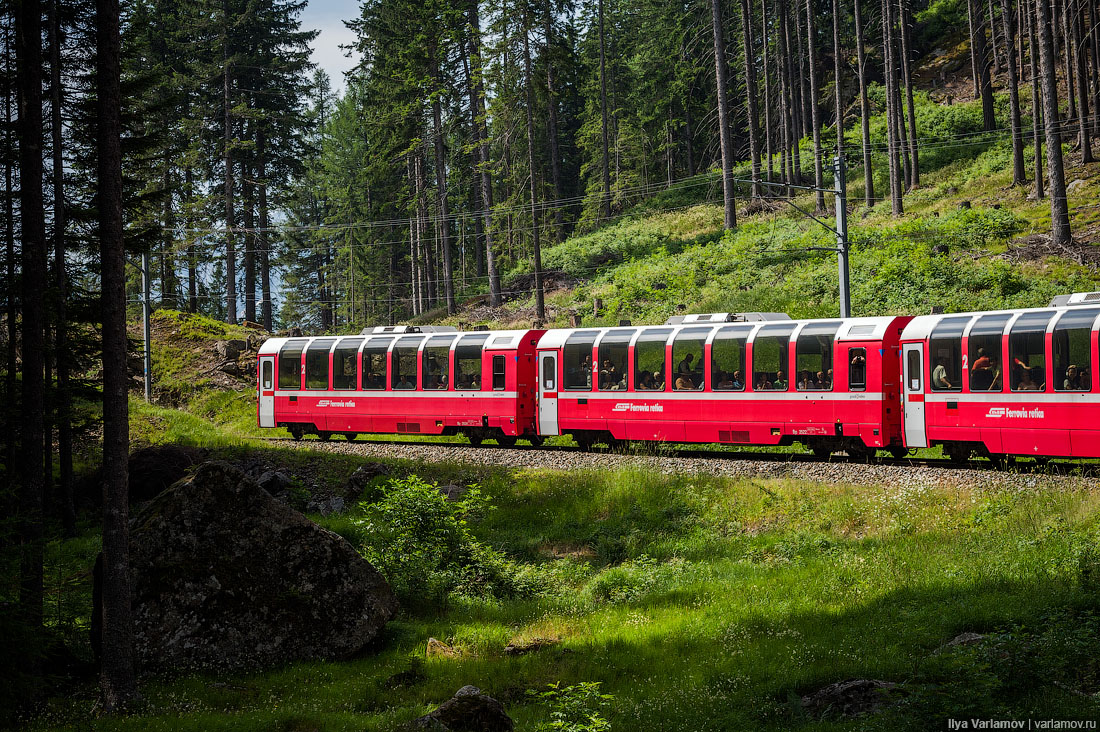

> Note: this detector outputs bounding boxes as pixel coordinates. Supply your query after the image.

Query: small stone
[801,679,901,718]
[426,638,457,657]
[407,686,513,732]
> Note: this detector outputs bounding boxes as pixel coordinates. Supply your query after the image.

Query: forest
[3,0,1100,720]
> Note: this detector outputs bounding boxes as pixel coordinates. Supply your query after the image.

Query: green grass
[25,450,1100,731]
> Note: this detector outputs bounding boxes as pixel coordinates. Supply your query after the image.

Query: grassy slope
[31,454,1100,730]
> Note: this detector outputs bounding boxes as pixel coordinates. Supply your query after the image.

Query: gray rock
[307,495,345,515]
[256,470,294,496]
[408,685,513,732]
[934,631,987,654]
[801,679,901,718]
[128,444,206,503]
[342,462,391,502]
[214,339,244,361]
[115,461,398,672]
[438,484,467,502]
[218,360,240,375]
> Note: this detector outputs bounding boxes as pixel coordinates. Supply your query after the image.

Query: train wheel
[318,431,332,442]
[344,432,358,442]
[574,433,596,452]
[846,442,874,462]
[288,426,303,441]
[887,446,909,460]
[811,446,832,460]
[497,436,518,448]
[525,435,545,447]
[466,432,484,447]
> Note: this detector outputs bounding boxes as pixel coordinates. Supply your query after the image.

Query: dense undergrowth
[24,442,1100,730]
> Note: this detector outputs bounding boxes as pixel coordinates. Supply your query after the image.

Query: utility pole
[141,251,152,402]
[834,154,851,318]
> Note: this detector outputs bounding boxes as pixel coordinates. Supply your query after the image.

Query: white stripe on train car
[555,391,885,401]
[924,392,1100,404]
[274,390,519,399]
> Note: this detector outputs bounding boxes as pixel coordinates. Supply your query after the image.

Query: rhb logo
[985,406,1044,419]
[317,399,356,408]
[611,402,664,413]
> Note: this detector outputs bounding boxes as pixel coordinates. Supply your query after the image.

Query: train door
[902,343,927,447]
[258,355,276,428]
[537,351,559,435]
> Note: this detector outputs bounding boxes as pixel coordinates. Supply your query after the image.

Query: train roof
[901,300,1100,342]
[257,328,542,356]
[535,315,907,350]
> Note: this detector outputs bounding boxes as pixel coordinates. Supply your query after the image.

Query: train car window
[564,331,599,390]
[1009,311,1054,392]
[848,348,867,391]
[361,337,392,390]
[967,314,1011,392]
[1053,308,1100,392]
[929,317,969,391]
[752,325,795,391]
[454,334,488,390]
[390,336,423,390]
[304,339,336,390]
[672,327,711,391]
[277,339,308,391]
[598,329,635,391]
[277,339,308,390]
[422,336,454,390]
[492,355,506,390]
[542,357,556,390]
[634,328,672,391]
[261,361,273,390]
[907,350,921,391]
[711,326,750,391]
[332,338,363,390]
[795,322,841,391]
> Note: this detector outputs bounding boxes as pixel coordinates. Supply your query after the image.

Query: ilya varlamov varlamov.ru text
[948,721,1097,730]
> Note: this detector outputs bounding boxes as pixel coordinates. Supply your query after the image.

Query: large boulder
[128,445,206,503]
[407,686,514,732]
[118,461,397,672]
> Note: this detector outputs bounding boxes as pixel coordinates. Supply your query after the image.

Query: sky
[299,0,359,93]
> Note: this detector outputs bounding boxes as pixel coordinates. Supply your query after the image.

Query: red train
[256,292,1100,462]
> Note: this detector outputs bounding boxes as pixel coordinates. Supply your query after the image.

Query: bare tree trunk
[854,0,875,205]
[1072,0,1093,160]
[49,0,75,536]
[970,0,998,130]
[258,131,272,331]
[780,0,802,184]
[989,0,1005,70]
[741,0,762,196]
[711,0,738,228]
[243,160,256,323]
[544,0,564,240]
[899,0,920,187]
[222,11,237,325]
[466,0,501,306]
[598,0,612,218]
[795,3,811,138]
[16,0,47,685]
[763,0,774,183]
[96,0,139,708]
[883,0,904,213]
[1090,0,1100,135]
[185,165,198,312]
[1036,0,1072,244]
[1002,0,1027,183]
[521,10,545,320]
[968,0,982,93]
[833,0,844,154]
[1058,0,1078,122]
[1027,0,1045,196]
[3,22,16,492]
[430,59,456,315]
[806,0,825,210]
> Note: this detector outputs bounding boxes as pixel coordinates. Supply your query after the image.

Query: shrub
[528,682,614,732]
[349,476,525,608]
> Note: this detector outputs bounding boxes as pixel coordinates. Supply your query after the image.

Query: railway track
[265,435,1099,490]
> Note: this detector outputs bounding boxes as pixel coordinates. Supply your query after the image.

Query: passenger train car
[256,292,1100,463]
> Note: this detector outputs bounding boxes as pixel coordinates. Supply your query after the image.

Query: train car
[257,326,544,445]
[533,312,912,456]
[899,292,1100,461]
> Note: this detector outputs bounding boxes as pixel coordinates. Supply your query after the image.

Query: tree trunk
[1026,0,1045,196]
[806,0,825,210]
[185,165,198,312]
[854,0,874,205]
[1036,0,1072,244]
[243,161,256,323]
[969,0,998,130]
[49,0,75,536]
[899,0,920,188]
[989,0,1005,70]
[741,0,762,196]
[780,0,802,184]
[1072,0,1093,160]
[598,0,612,218]
[763,0,774,183]
[466,0,501,306]
[711,0,738,228]
[223,15,237,325]
[1058,0,1078,122]
[257,131,272,331]
[833,0,844,154]
[4,21,16,495]
[544,0,564,240]
[1002,0,1027,183]
[430,60,456,315]
[883,0,904,213]
[96,0,139,708]
[16,0,47,681]
[795,3,811,138]
[967,0,982,93]
[521,10,545,320]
